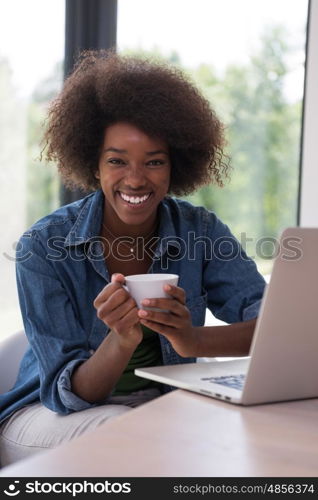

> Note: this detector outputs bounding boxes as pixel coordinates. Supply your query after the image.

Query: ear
[95,170,100,179]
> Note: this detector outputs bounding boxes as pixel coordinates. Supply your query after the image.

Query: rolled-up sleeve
[57,359,98,411]
[16,233,99,414]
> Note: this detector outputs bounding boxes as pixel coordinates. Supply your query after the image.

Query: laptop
[135,227,318,405]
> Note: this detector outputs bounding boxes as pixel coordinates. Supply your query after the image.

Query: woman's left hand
[137,284,198,357]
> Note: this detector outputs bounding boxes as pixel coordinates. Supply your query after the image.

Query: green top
[112,324,163,396]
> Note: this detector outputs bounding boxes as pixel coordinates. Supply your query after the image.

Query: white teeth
[119,192,151,204]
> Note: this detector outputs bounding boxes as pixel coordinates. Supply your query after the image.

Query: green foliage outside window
[26,62,63,227]
[121,27,302,273]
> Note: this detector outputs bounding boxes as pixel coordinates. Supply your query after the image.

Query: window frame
[299,0,318,226]
[61,0,118,205]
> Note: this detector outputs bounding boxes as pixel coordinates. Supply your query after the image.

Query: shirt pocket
[186,293,207,327]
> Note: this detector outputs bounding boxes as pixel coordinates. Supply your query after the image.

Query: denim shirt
[0,190,265,422]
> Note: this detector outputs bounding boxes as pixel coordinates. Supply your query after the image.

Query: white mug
[124,273,179,310]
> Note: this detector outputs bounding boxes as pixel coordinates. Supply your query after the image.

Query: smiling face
[97,122,171,236]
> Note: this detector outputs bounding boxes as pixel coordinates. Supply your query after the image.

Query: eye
[107,158,126,166]
[147,159,165,167]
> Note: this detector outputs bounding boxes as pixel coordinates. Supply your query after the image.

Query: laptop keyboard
[201,374,246,390]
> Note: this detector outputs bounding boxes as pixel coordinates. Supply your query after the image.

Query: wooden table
[1,389,318,477]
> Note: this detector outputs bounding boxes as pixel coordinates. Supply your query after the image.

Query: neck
[102,210,159,240]
[102,216,159,239]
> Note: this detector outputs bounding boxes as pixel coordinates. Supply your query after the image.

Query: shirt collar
[64,190,104,247]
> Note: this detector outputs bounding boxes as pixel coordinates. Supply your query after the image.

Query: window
[117,0,308,277]
[0,0,65,338]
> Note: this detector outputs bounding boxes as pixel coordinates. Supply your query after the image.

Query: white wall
[300,0,318,226]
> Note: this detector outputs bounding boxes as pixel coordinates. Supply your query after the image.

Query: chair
[0,330,28,394]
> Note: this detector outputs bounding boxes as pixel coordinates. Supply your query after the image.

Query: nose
[124,164,147,188]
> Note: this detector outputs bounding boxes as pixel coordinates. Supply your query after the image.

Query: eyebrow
[104,147,127,154]
[104,147,169,156]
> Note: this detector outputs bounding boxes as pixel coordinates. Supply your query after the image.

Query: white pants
[0,388,161,468]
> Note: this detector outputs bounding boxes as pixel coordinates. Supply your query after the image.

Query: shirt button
[89,349,95,355]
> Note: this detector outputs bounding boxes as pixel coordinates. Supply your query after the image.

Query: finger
[116,307,140,333]
[111,273,125,284]
[163,284,186,305]
[138,308,186,327]
[139,318,176,336]
[94,279,126,308]
[96,287,132,317]
[141,297,185,316]
[106,297,138,326]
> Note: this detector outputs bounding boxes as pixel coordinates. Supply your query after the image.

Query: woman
[0,51,265,465]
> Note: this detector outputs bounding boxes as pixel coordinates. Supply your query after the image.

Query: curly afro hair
[43,50,230,196]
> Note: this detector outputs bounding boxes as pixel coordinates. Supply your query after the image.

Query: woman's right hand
[93,273,143,349]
